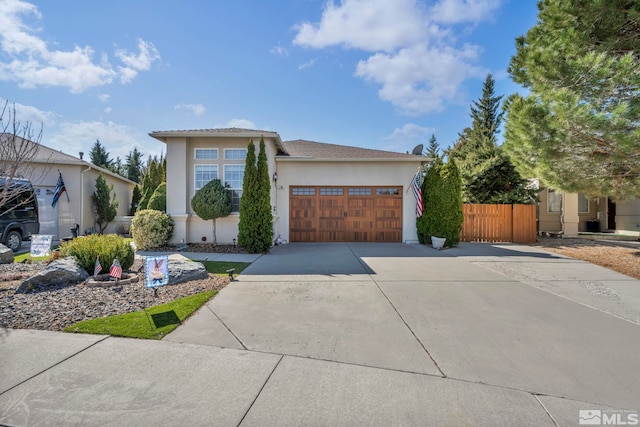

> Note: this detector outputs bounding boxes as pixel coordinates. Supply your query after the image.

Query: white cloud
[356,43,485,114]
[430,0,503,24]
[292,0,499,115]
[384,123,434,153]
[48,120,161,161]
[97,94,110,102]
[0,0,160,92]
[298,58,317,70]
[293,0,431,52]
[103,107,112,114]
[219,119,257,130]
[270,45,289,56]
[174,103,206,116]
[0,99,56,128]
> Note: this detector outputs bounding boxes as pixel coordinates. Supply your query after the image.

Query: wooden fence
[461,204,537,243]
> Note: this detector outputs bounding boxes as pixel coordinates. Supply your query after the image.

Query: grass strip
[63,290,216,339]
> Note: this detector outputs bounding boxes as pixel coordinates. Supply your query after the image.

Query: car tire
[5,230,22,252]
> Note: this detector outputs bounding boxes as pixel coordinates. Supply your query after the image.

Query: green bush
[148,182,166,212]
[60,234,134,274]
[130,209,173,250]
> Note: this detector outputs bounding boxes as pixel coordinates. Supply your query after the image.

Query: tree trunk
[212,219,217,246]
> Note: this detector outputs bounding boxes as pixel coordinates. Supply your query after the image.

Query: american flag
[94,256,102,278]
[51,172,67,207]
[109,258,122,280]
[411,170,423,217]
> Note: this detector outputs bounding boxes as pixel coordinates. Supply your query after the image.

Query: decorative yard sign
[145,256,169,288]
[30,235,53,257]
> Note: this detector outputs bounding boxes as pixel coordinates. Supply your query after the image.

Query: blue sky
[0,0,538,162]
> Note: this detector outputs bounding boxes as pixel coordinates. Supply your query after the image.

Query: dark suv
[0,178,39,251]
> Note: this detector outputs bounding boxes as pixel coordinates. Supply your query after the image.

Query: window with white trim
[578,193,589,213]
[195,148,218,160]
[224,164,244,212]
[224,149,247,160]
[547,189,562,213]
[195,165,218,190]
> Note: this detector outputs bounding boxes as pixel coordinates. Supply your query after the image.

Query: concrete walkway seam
[0,334,110,397]
[207,305,248,350]
[534,394,560,427]
[237,355,284,427]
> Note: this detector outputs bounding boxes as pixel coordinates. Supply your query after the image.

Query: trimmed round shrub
[130,209,173,250]
[60,234,134,274]
[148,182,166,212]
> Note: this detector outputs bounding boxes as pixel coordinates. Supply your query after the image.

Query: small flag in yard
[51,172,67,207]
[94,256,102,278]
[109,258,122,280]
[411,170,423,217]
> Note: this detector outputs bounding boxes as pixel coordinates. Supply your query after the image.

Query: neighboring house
[538,187,640,237]
[149,128,427,245]
[3,138,135,240]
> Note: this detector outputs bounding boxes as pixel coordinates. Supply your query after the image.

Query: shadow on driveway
[240,242,565,276]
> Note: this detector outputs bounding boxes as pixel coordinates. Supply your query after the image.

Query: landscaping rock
[17,257,89,293]
[0,244,14,264]
[168,259,208,285]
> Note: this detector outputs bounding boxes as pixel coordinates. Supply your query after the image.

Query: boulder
[17,257,89,293]
[168,259,208,285]
[0,243,14,264]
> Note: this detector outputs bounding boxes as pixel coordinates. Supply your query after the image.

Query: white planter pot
[431,236,446,250]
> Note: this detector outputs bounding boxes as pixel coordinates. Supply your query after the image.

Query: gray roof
[280,139,425,160]
[149,128,280,139]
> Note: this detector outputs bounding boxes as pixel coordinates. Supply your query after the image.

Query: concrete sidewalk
[2,242,640,426]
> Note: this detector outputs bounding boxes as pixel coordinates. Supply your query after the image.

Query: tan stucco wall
[31,163,133,239]
[165,136,279,244]
[616,200,640,236]
[275,160,422,243]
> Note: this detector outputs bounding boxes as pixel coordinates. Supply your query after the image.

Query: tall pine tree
[89,139,113,171]
[450,74,534,204]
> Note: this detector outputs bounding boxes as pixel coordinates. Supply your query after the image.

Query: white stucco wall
[275,159,423,243]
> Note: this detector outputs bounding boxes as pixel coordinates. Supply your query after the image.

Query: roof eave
[276,156,428,163]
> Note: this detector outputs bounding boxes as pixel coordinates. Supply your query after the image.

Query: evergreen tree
[450,74,534,204]
[425,134,440,160]
[129,184,142,215]
[138,158,165,210]
[254,137,273,251]
[238,140,258,251]
[89,139,113,170]
[125,148,143,183]
[505,0,640,199]
[148,182,167,212]
[92,174,118,233]
[418,157,444,245]
[191,179,231,245]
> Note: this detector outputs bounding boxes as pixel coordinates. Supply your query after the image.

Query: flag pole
[58,169,70,201]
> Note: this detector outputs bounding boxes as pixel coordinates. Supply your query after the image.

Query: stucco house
[11,140,135,240]
[537,187,640,238]
[149,128,427,245]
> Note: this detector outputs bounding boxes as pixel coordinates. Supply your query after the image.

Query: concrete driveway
[2,242,639,426]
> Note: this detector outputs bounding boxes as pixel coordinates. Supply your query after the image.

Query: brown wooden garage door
[289,186,402,242]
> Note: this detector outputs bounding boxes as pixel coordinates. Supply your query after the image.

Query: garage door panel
[290,186,402,243]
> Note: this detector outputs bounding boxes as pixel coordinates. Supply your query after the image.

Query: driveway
[168,243,640,413]
[2,242,639,426]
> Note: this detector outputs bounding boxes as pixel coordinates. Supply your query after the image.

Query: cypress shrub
[148,182,167,212]
[130,209,173,250]
[190,179,232,245]
[238,140,257,250]
[60,234,134,274]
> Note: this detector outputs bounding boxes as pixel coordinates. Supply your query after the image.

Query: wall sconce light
[272,172,278,182]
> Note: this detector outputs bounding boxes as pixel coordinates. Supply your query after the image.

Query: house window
[292,187,315,196]
[224,149,247,160]
[547,189,562,213]
[195,148,218,160]
[224,165,244,212]
[195,165,218,190]
[578,193,589,213]
[349,188,371,196]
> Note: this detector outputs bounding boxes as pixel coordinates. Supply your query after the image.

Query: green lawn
[203,261,250,275]
[63,290,216,339]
